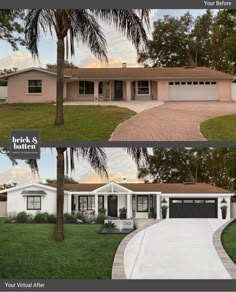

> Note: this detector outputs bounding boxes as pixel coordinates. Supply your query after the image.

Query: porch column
[126,81,132,101]
[156,194,160,219]
[95,193,99,216]
[127,193,131,218]
[148,194,151,218]
[94,81,99,101]
[68,193,72,214]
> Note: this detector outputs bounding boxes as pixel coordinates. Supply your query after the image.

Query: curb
[112,220,161,279]
[213,220,236,279]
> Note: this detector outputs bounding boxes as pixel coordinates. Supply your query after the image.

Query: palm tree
[25,9,150,125]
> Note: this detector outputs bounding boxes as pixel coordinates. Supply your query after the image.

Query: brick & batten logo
[10,130,40,159]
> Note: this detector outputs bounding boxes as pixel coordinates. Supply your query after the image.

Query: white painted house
[0,182,233,220]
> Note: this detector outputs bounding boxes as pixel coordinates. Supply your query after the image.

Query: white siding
[7,185,67,216]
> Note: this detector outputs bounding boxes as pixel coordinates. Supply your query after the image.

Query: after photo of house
[0,9,235,141]
[0,147,236,279]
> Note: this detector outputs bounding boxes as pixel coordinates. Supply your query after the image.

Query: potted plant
[161,205,168,219]
[221,205,227,219]
[119,207,127,219]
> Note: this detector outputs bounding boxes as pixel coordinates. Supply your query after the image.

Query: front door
[114,81,123,100]
[108,195,118,217]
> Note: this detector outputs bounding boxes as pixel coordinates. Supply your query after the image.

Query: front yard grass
[221,220,236,265]
[200,115,236,140]
[0,103,135,141]
[0,218,125,279]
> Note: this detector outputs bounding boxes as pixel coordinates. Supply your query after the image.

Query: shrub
[48,214,56,223]
[64,213,77,223]
[34,212,49,223]
[5,212,17,223]
[119,207,127,219]
[103,221,116,230]
[84,215,96,224]
[96,214,107,224]
[16,211,28,223]
[99,208,106,215]
[75,212,86,222]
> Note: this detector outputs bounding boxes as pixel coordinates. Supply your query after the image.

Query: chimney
[122,62,127,68]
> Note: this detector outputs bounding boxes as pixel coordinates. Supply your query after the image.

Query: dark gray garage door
[169,198,217,218]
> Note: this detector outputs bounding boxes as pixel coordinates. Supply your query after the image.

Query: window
[181,82,186,85]
[183,199,194,203]
[172,199,182,203]
[211,81,216,85]
[79,81,94,95]
[98,196,104,209]
[137,81,149,95]
[205,81,210,85]
[175,82,180,85]
[169,82,174,85]
[193,82,198,85]
[28,80,42,93]
[137,195,148,212]
[99,82,103,95]
[194,200,205,203]
[27,196,41,210]
[79,196,95,211]
[187,82,192,85]
[205,199,215,203]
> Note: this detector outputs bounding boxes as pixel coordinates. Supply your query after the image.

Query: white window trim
[27,79,43,95]
[136,81,150,96]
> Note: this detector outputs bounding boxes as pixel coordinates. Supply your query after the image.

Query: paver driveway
[124,219,231,279]
[110,101,236,141]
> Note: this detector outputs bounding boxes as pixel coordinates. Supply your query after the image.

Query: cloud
[79,56,140,68]
[0,168,39,185]
[80,171,141,183]
[0,52,41,70]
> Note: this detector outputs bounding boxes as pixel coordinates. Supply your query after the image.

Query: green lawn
[0,218,125,279]
[0,104,135,141]
[221,220,236,265]
[200,115,236,141]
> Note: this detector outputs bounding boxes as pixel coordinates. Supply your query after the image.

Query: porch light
[161,198,167,204]
[221,198,227,204]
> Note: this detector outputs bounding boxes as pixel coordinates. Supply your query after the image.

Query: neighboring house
[0,181,233,220]
[0,65,235,103]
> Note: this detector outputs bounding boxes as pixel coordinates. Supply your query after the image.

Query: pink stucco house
[1,65,235,103]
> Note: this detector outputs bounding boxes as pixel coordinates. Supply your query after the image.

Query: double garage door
[169,81,218,101]
[169,198,217,218]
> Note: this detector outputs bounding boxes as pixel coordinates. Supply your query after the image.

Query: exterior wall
[0,86,7,99]
[0,202,6,217]
[7,71,57,103]
[218,80,232,101]
[232,83,236,101]
[66,81,94,101]
[157,81,169,101]
[135,212,149,219]
[231,202,236,219]
[151,81,158,100]
[7,185,67,216]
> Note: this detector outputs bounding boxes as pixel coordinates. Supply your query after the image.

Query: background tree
[138,148,236,191]
[0,10,25,50]
[25,9,150,126]
[139,10,236,73]
[46,175,78,184]
[46,61,79,69]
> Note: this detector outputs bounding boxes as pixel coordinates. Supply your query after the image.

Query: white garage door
[169,81,218,101]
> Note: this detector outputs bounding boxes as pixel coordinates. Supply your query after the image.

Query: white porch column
[156,194,160,219]
[68,193,72,213]
[126,81,132,101]
[94,81,99,101]
[127,193,131,218]
[95,193,99,216]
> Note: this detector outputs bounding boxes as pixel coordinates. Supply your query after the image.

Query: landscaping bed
[0,103,135,141]
[221,220,236,265]
[0,218,125,279]
[200,115,236,140]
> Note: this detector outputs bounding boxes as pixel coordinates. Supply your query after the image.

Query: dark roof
[57,67,234,80]
[46,183,232,194]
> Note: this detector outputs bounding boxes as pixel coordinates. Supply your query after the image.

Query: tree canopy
[138,148,236,191]
[138,10,236,74]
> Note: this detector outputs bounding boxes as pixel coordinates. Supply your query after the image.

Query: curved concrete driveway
[124,219,231,279]
[111,102,236,141]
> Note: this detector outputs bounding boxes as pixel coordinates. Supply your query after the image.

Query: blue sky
[0,148,143,185]
[0,9,206,70]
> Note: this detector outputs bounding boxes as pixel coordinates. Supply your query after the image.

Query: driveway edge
[112,220,161,279]
[213,220,236,279]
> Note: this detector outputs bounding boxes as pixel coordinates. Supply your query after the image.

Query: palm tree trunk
[55,36,65,125]
[55,147,66,241]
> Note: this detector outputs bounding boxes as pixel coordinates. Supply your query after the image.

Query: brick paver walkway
[110,101,236,141]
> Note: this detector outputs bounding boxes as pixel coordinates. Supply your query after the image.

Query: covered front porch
[65,79,159,102]
[66,183,160,219]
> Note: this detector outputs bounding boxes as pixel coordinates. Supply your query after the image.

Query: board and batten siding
[7,185,68,216]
